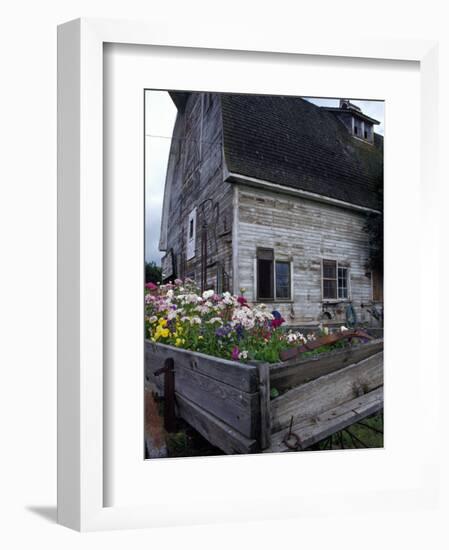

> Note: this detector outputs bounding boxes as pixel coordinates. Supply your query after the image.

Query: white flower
[340,325,348,332]
[166,289,174,299]
[238,350,248,360]
[222,292,235,306]
[207,317,223,325]
[190,316,202,325]
[287,332,298,343]
[202,289,214,300]
[323,326,329,335]
[149,316,158,323]
[167,310,178,320]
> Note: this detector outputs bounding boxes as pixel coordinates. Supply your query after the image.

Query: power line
[145,133,222,147]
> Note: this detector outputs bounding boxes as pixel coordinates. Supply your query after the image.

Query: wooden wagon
[145,338,383,454]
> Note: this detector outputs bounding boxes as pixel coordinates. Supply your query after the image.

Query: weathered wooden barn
[158,92,383,327]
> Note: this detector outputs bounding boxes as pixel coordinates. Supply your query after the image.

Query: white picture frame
[57,17,442,531]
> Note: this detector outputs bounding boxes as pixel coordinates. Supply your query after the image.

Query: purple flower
[235,323,244,340]
[231,346,240,360]
[216,325,232,338]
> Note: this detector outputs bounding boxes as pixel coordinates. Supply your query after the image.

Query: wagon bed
[145,338,383,454]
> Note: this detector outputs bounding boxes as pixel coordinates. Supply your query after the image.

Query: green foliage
[270,387,280,399]
[363,211,383,272]
[166,432,189,454]
[363,178,383,272]
[145,261,162,284]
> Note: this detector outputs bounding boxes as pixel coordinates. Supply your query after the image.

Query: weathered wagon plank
[268,387,383,452]
[257,364,271,450]
[145,340,258,393]
[271,351,383,432]
[269,339,383,392]
[176,393,258,454]
[174,366,260,439]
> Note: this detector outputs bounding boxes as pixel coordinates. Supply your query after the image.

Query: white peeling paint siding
[236,184,381,326]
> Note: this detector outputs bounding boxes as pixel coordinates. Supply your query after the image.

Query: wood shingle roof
[220,94,383,211]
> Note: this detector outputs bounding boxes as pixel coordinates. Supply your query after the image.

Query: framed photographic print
[143,89,384,459]
[58,18,441,531]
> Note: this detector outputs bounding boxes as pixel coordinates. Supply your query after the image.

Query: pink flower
[145,282,158,290]
[231,346,240,360]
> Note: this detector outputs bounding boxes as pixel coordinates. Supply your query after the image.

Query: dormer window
[353,117,363,138]
[322,99,379,145]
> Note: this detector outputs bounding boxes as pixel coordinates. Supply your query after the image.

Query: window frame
[321,258,351,302]
[256,248,293,302]
[370,269,384,302]
[186,208,197,260]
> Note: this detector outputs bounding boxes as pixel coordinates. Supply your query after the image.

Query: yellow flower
[154,325,169,340]
[158,318,167,328]
[198,336,204,340]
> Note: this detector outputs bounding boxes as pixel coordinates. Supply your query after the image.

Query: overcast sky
[145,91,385,265]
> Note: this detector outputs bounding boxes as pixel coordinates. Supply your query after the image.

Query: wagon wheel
[309,411,383,451]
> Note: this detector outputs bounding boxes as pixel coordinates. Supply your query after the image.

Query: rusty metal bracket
[283,416,303,450]
[154,357,176,432]
[283,431,302,451]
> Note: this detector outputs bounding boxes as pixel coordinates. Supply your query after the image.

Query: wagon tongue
[279,330,373,362]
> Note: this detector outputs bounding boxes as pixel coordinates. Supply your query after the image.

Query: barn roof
[220,94,383,211]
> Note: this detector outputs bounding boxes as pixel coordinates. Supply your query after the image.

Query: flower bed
[145,279,351,364]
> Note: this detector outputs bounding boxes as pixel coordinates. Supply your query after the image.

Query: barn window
[276,261,291,299]
[257,248,291,301]
[338,267,349,298]
[322,259,350,300]
[186,208,197,260]
[372,269,383,302]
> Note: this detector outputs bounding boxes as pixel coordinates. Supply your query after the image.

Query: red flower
[271,317,285,329]
[237,295,248,306]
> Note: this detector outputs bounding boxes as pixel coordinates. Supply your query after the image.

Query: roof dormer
[323,99,380,144]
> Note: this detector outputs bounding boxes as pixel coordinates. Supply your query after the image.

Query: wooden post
[163,357,176,432]
[257,363,271,450]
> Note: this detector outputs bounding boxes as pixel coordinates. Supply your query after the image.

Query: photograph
[144,90,384,458]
